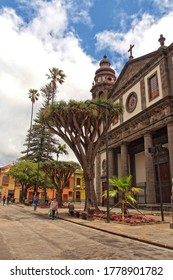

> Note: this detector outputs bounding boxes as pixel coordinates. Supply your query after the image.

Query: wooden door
[155,162,171,203]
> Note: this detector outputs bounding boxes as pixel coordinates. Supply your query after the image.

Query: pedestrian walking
[3,195,6,206]
[7,195,10,205]
[33,196,39,211]
[49,198,58,220]
[0,194,2,204]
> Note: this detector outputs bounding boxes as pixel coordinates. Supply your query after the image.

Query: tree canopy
[21,111,68,162]
[40,160,80,206]
[42,98,123,210]
[46,67,66,104]
[22,67,68,162]
[7,160,46,202]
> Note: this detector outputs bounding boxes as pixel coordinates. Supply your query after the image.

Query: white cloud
[153,0,173,11]
[0,0,97,166]
[95,9,173,72]
[67,0,94,26]
[27,0,68,40]
[1,0,173,167]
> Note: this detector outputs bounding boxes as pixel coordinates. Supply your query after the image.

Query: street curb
[59,216,173,251]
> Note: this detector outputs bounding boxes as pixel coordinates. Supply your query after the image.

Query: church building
[91,35,173,206]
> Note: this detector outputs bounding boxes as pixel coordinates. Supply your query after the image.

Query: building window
[63,194,68,201]
[126,92,138,113]
[76,178,81,186]
[148,73,159,100]
[68,191,73,197]
[2,175,9,185]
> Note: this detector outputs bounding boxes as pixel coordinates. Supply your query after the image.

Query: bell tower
[90,55,116,100]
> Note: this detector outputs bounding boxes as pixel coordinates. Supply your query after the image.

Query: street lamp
[85,100,110,223]
[170,179,173,229]
[148,144,164,221]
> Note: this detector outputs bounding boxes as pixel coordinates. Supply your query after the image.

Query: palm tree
[27,89,39,156]
[46,67,66,104]
[103,175,142,220]
[56,143,68,160]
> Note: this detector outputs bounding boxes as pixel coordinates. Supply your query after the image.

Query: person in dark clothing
[7,195,10,205]
[3,195,6,206]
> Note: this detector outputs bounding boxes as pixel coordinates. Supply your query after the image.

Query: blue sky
[0,0,173,165]
[1,0,172,66]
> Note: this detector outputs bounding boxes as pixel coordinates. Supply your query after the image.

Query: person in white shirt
[50,198,58,220]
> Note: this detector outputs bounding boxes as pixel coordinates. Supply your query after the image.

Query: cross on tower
[158,34,166,47]
[128,44,134,59]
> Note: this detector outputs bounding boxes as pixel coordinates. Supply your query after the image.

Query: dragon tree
[42,99,123,211]
[41,161,80,206]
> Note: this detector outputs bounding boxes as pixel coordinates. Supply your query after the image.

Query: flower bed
[93,212,160,225]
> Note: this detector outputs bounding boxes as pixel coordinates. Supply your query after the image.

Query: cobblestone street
[0,204,173,260]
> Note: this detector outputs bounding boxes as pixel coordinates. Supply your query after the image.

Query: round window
[126,92,138,113]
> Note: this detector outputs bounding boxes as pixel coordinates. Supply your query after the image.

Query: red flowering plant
[93,210,160,225]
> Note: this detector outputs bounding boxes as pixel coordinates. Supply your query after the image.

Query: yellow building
[0,165,85,203]
[73,169,85,202]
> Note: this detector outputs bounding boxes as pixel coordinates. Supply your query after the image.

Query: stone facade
[92,35,173,206]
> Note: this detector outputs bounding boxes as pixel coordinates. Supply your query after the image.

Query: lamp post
[105,103,110,223]
[149,144,164,221]
[85,100,110,223]
[170,179,173,229]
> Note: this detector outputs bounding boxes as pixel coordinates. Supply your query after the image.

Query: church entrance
[154,149,171,203]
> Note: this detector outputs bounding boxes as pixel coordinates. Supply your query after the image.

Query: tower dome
[90,55,116,99]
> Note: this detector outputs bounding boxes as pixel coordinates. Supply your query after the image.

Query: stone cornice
[100,96,173,150]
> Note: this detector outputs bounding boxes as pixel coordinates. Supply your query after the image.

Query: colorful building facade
[0,165,85,203]
[73,169,85,202]
[0,165,21,201]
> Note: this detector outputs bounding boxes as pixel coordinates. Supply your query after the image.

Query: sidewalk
[15,203,173,250]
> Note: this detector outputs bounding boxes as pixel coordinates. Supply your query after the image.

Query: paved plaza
[0,202,173,259]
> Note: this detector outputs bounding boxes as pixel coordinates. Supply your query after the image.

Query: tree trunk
[83,162,99,212]
[56,187,63,206]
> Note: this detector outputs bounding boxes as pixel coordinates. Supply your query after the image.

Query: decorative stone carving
[99,97,173,150]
